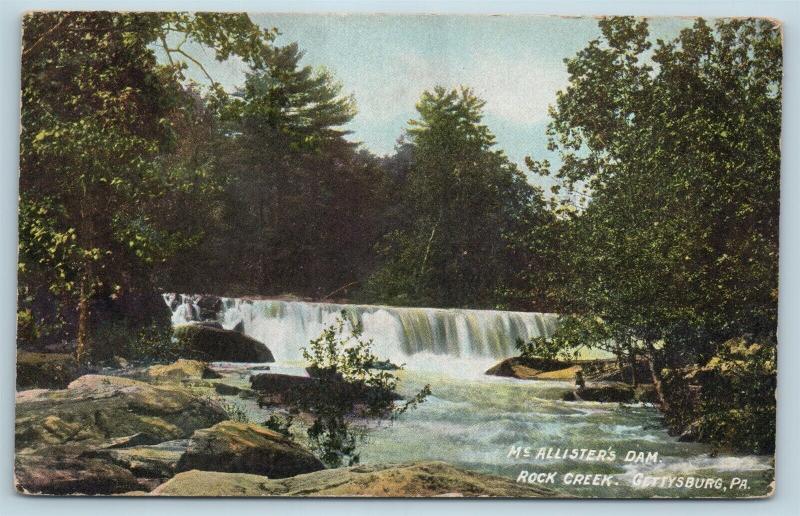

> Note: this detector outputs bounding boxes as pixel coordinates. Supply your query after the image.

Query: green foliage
[263,413,295,438]
[298,311,430,467]
[93,320,177,363]
[531,17,780,450]
[19,12,275,358]
[535,16,780,357]
[365,86,553,310]
[220,400,251,423]
[16,310,38,347]
[693,337,776,454]
[208,42,389,298]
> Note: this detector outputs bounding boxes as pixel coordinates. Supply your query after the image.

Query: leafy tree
[292,312,429,467]
[365,86,552,309]
[19,12,275,360]
[529,17,780,451]
[214,42,391,298]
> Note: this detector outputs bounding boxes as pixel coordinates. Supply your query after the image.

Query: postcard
[15,12,780,498]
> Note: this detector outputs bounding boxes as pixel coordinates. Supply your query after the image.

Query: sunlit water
[214,357,774,498]
[168,296,774,498]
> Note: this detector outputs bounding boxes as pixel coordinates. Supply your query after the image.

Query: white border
[1,1,797,515]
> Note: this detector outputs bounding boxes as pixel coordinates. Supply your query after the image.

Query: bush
[93,319,178,363]
[263,413,294,438]
[219,399,250,423]
[296,311,430,467]
[692,337,776,454]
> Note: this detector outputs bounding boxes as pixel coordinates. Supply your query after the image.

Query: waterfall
[164,294,559,363]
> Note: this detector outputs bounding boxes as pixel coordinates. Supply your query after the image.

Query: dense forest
[18,13,780,453]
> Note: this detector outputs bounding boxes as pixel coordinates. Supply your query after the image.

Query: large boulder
[152,461,555,497]
[176,421,324,478]
[485,356,573,380]
[16,351,79,390]
[16,375,228,450]
[173,324,274,362]
[15,446,142,495]
[83,439,188,479]
[250,372,401,409]
[146,359,221,382]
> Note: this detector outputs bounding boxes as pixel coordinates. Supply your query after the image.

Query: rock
[562,382,635,403]
[102,433,163,449]
[84,439,188,479]
[250,373,319,406]
[582,359,652,384]
[250,372,400,408]
[16,351,79,390]
[368,359,400,371]
[173,324,274,363]
[193,320,223,330]
[176,421,324,478]
[214,383,242,396]
[634,384,659,404]
[534,365,583,381]
[485,356,572,380]
[146,359,221,382]
[152,461,555,497]
[15,447,143,495]
[109,355,130,369]
[232,320,245,333]
[16,375,228,450]
[196,296,223,320]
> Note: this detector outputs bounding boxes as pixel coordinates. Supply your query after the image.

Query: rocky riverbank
[485,355,657,404]
[14,352,556,497]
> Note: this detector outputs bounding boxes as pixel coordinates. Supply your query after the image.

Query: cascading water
[164,294,558,365]
[162,293,774,496]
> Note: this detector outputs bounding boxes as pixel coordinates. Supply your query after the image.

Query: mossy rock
[83,440,188,479]
[15,375,227,451]
[173,324,274,363]
[485,356,573,380]
[15,447,143,495]
[146,359,221,382]
[16,351,79,390]
[177,421,324,478]
[534,365,583,381]
[153,461,557,497]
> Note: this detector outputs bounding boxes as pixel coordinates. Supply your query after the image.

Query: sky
[183,14,693,182]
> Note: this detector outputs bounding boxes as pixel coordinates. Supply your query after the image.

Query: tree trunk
[76,191,95,363]
[645,343,669,413]
[75,269,92,363]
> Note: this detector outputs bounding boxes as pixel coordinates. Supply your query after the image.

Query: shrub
[693,337,776,454]
[296,311,430,467]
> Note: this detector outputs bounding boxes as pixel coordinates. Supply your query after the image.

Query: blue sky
[184,14,693,181]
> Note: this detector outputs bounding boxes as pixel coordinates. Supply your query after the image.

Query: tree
[296,312,429,467]
[214,42,391,297]
[365,87,552,309]
[19,12,276,360]
[529,17,780,451]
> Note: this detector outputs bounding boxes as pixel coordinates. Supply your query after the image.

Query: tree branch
[23,12,74,59]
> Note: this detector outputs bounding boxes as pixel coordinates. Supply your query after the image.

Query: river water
[167,295,775,498]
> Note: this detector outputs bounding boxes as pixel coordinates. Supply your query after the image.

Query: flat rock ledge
[152,461,557,497]
[16,375,228,450]
[177,421,325,478]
